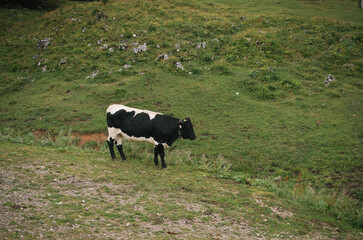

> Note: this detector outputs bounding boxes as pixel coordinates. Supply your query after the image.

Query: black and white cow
[106,104,196,168]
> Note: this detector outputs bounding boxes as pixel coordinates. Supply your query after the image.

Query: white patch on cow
[107,104,161,120]
[107,127,170,148]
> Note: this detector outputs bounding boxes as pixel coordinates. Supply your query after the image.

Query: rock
[117,68,123,72]
[95,12,107,21]
[202,41,207,49]
[59,58,66,65]
[109,48,114,53]
[37,37,51,49]
[33,55,40,60]
[343,63,355,68]
[41,66,47,72]
[82,27,86,33]
[156,44,160,49]
[103,25,110,32]
[97,39,103,45]
[175,43,181,48]
[119,43,128,50]
[176,62,184,70]
[88,70,99,79]
[100,44,108,50]
[133,43,147,54]
[156,54,169,60]
[195,42,206,49]
[71,18,80,22]
[37,59,46,66]
[133,34,137,37]
[123,64,132,69]
[324,74,336,86]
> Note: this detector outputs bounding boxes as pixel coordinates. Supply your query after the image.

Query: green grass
[0,141,362,239]
[0,0,362,233]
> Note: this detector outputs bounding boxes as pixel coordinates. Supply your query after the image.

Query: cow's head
[178,118,196,140]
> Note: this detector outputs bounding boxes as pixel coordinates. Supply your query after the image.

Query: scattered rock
[123,64,132,69]
[324,74,336,86]
[119,34,124,38]
[100,44,108,50]
[103,25,110,32]
[97,39,103,45]
[133,43,147,54]
[59,58,66,65]
[82,27,86,33]
[36,37,51,49]
[343,63,355,68]
[156,54,169,60]
[176,62,184,70]
[86,70,99,79]
[95,12,107,21]
[41,66,47,72]
[33,55,40,60]
[71,18,81,22]
[195,42,207,49]
[117,68,123,72]
[156,44,160,49]
[175,43,181,48]
[133,34,137,37]
[109,48,114,53]
[119,43,128,50]
[37,59,46,66]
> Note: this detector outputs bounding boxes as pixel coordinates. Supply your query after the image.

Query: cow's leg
[158,144,167,169]
[107,137,116,160]
[115,136,126,160]
[154,145,159,166]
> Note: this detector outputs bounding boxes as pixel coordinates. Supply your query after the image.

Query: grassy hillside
[0,141,362,239]
[0,0,362,232]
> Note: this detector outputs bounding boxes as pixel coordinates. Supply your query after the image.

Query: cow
[106,104,196,168]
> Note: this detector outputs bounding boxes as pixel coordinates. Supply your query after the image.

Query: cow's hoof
[112,158,117,161]
[161,166,167,170]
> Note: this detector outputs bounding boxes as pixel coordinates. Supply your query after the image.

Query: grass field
[0,0,362,237]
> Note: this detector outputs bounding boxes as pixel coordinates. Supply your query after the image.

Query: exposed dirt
[32,130,107,148]
[72,132,107,147]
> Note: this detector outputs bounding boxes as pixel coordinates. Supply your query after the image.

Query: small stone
[95,12,107,21]
[59,58,66,65]
[37,37,51,49]
[156,54,169,60]
[37,59,46,66]
[90,70,99,79]
[133,43,147,54]
[41,66,47,72]
[82,27,86,33]
[119,43,128,50]
[176,62,184,70]
[109,47,114,53]
[324,74,336,86]
[124,64,132,69]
